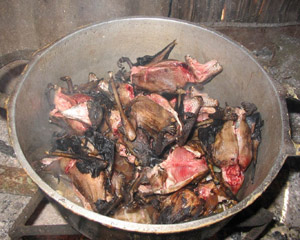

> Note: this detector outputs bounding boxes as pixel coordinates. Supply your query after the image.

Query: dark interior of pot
[13,18,283,225]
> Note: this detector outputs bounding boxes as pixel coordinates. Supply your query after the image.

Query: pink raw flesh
[185,56,223,83]
[222,165,244,194]
[159,147,208,193]
[62,102,92,126]
[195,181,215,200]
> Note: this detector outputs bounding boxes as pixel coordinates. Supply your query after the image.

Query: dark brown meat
[213,121,239,167]
[60,158,106,206]
[129,96,176,139]
[235,108,252,171]
[158,189,204,224]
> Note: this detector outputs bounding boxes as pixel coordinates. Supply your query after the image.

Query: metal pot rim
[8,16,292,234]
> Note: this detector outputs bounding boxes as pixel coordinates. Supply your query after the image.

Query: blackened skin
[94,199,113,215]
[241,101,257,116]
[246,112,264,183]
[87,100,103,127]
[90,90,115,109]
[94,197,123,216]
[210,106,237,121]
[117,40,177,69]
[178,111,200,147]
[198,120,224,149]
[76,159,105,178]
[52,134,83,154]
[85,130,115,177]
[246,112,264,141]
[154,124,177,156]
[123,128,161,167]
[135,40,176,66]
[157,189,204,224]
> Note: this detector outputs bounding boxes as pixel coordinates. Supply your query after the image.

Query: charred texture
[85,130,115,177]
[47,151,107,177]
[242,101,257,116]
[117,40,177,70]
[87,101,104,127]
[51,134,83,154]
[123,128,161,167]
[76,159,106,178]
[153,125,177,156]
[42,45,262,224]
[95,199,112,214]
[198,120,224,149]
[95,196,123,216]
[135,40,176,66]
[246,112,264,182]
[89,90,114,110]
[246,112,264,141]
[209,106,238,121]
[157,189,204,224]
[178,102,202,146]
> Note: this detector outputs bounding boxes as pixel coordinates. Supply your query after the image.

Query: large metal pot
[2,17,298,239]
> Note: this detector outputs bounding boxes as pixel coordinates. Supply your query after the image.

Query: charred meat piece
[146,93,182,131]
[113,153,135,183]
[158,189,204,224]
[195,181,236,216]
[60,158,107,209]
[178,97,202,146]
[87,100,104,128]
[131,57,222,94]
[246,112,264,182]
[117,40,177,68]
[195,181,219,216]
[122,128,161,167]
[235,108,252,171]
[213,121,239,167]
[185,56,222,84]
[49,87,94,135]
[85,130,115,178]
[140,146,208,194]
[198,119,224,149]
[51,134,83,154]
[128,96,176,139]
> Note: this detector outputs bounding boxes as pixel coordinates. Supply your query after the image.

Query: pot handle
[0,92,9,110]
[0,59,29,110]
[286,96,300,156]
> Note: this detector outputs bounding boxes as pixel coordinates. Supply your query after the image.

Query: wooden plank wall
[170,0,300,23]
